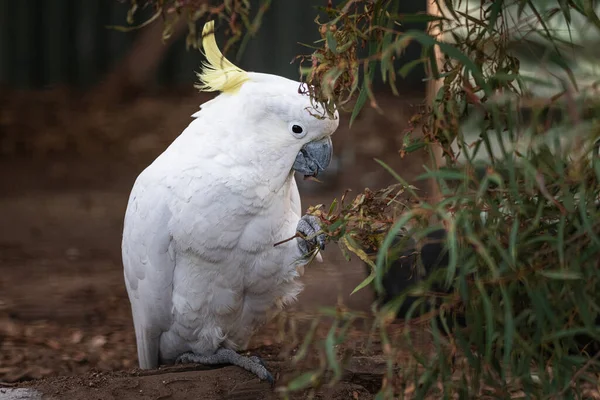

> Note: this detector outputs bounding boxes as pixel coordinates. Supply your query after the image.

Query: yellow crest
[195,21,250,93]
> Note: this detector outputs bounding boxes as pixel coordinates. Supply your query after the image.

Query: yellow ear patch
[195,20,250,94]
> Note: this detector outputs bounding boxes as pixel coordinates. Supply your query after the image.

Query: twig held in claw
[274,232,306,247]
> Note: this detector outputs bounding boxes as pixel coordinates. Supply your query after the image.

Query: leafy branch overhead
[115,0,272,58]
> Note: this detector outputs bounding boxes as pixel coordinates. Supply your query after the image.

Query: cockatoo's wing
[122,179,176,369]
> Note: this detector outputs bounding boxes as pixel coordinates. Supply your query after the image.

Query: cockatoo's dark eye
[288,122,307,138]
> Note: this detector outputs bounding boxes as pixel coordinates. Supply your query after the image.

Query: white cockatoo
[122,20,339,383]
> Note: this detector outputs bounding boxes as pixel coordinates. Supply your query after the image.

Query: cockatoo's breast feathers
[195,21,250,94]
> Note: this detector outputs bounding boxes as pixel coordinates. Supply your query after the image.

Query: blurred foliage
[115,0,272,58]
[117,0,600,398]
[294,0,600,399]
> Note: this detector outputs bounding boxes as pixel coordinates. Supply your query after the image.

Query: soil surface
[0,88,432,399]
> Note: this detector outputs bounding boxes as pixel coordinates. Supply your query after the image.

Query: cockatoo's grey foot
[176,349,274,384]
[296,214,326,256]
[249,355,266,367]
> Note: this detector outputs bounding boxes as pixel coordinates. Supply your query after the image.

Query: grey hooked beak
[292,136,333,178]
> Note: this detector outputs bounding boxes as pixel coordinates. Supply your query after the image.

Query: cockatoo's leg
[176,348,274,384]
[296,215,326,255]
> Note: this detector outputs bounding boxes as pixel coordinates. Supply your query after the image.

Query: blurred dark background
[0,0,426,90]
[0,0,432,393]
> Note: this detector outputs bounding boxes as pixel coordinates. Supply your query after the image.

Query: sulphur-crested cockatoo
[122,20,339,383]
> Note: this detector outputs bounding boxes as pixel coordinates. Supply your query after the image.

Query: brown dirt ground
[0,87,434,399]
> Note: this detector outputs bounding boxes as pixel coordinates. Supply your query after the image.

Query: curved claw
[264,371,275,386]
[316,233,326,250]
